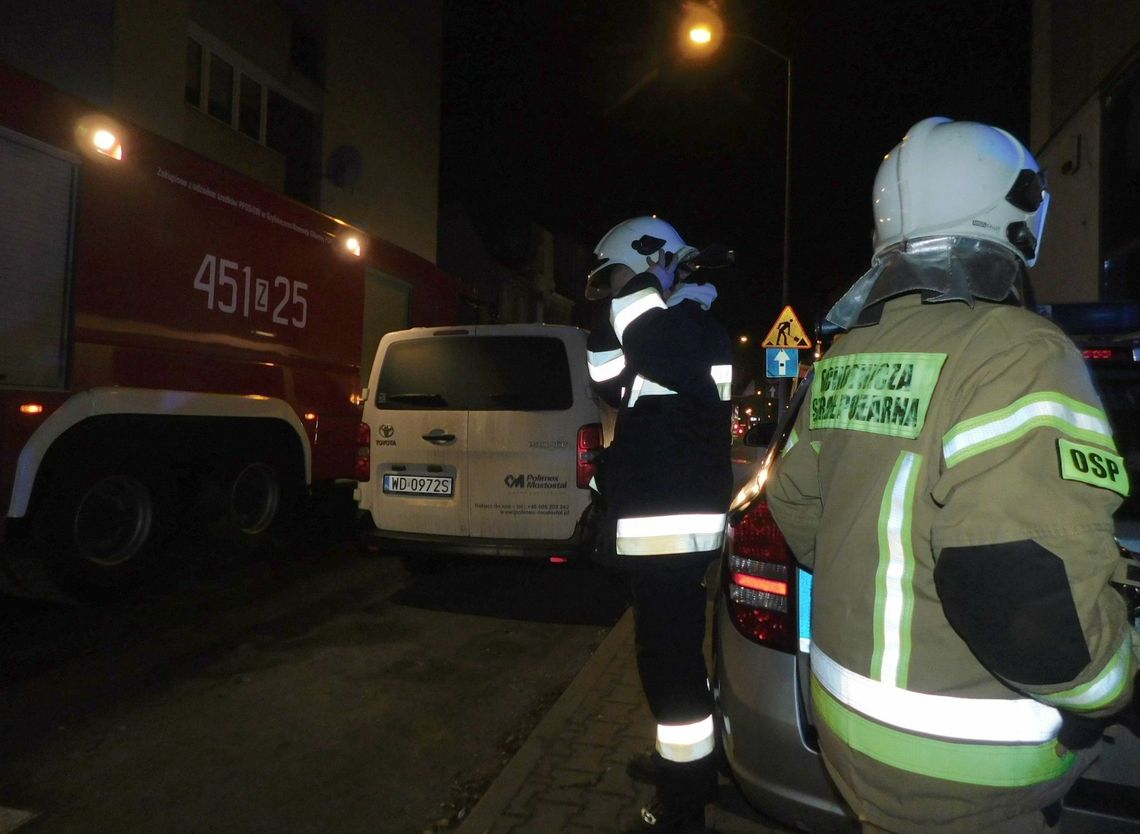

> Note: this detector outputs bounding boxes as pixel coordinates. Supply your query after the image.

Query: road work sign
[762,305,813,350]
[766,348,799,378]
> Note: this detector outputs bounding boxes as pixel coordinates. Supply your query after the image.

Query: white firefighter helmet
[872,117,1049,266]
[586,216,689,300]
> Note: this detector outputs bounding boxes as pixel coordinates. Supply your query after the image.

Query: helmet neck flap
[825,236,1027,331]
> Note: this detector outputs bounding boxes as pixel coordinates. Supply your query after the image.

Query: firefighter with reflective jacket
[767,117,1137,833]
[585,216,733,833]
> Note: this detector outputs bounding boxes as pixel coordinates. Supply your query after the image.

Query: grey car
[714,302,1140,833]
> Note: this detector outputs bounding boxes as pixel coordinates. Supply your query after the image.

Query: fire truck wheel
[229,462,281,536]
[39,464,172,598]
[209,457,303,558]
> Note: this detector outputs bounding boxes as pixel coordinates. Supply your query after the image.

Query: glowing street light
[678,2,725,58]
[677,1,794,416]
[677,1,792,311]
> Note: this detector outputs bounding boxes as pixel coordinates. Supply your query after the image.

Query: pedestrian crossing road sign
[761,305,813,349]
[766,348,799,378]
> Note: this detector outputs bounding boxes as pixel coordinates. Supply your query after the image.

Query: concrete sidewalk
[456,609,793,834]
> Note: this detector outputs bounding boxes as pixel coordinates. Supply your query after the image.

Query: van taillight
[355,422,371,482]
[724,499,796,653]
[577,423,603,489]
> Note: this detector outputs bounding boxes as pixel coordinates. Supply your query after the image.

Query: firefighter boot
[626,750,664,784]
[626,794,706,833]
[625,757,717,833]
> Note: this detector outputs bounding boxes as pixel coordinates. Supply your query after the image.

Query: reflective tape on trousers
[656,715,715,763]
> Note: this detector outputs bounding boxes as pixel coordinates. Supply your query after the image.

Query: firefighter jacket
[767,292,1137,832]
[586,273,733,569]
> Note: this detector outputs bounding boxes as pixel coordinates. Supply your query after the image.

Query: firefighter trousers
[630,562,717,802]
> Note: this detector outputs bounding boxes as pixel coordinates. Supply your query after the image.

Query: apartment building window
[187,36,264,139]
[207,54,234,122]
[185,39,202,106]
[1103,60,1140,299]
[239,74,262,139]
[184,28,322,206]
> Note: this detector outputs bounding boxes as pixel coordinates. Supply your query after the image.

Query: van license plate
[382,474,454,496]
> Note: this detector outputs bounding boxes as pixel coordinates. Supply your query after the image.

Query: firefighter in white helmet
[768,117,1137,832]
[585,216,733,833]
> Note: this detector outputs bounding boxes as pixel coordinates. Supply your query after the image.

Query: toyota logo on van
[379,424,394,438]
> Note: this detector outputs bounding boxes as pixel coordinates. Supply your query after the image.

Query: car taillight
[577,423,603,489]
[724,499,797,653]
[1081,346,1139,364]
[355,422,371,482]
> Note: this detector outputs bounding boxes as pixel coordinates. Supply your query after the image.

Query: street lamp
[678,1,792,310]
[679,1,793,414]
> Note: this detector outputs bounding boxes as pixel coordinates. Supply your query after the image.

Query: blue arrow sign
[766,347,799,379]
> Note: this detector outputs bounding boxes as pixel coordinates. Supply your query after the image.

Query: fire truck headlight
[92,129,123,160]
[343,235,362,257]
[76,117,124,161]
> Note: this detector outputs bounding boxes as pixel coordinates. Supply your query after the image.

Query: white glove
[666,282,718,310]
[646,250,681,293]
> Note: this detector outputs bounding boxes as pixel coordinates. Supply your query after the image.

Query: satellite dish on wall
[325,144,363,188]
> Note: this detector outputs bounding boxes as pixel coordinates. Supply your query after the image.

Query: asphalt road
[0,516,631,834]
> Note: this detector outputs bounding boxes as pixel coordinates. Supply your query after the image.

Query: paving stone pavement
[456,608,795,834]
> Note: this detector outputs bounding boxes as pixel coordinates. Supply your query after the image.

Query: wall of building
[320,0,442,263]
[1032,97,1103,303]
[0,1,117,106]
[1030,0,1140,302]
[1031,0,1140,151]
[2,0,441,269]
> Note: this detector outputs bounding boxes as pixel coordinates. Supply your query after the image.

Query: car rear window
[376,335,573,411]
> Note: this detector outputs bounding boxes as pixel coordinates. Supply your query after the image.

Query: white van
[355,324,607,562]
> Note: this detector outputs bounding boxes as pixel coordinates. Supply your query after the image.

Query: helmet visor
[585,262,635,300]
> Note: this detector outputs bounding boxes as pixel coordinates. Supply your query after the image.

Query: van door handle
[422,432,456,445]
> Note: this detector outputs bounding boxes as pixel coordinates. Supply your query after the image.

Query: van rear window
[376,336,573,411]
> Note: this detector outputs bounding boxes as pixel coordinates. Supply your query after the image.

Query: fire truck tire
[229,461,281,536]
[207,455,304,558]
[38,462,173,598]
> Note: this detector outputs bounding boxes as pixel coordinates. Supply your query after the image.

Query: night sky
[440,0,1033,338]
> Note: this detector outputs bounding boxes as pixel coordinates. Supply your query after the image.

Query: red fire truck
[0,64,406,596]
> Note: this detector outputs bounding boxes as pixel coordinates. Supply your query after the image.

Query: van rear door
[465,329,584,541]
[366,330,472,537]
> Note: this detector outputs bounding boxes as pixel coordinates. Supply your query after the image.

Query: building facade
[1030,0,1140,302]
[3,0,442,264]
